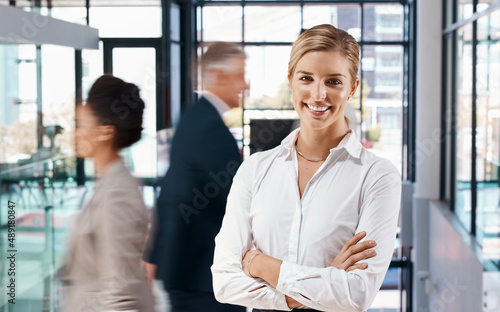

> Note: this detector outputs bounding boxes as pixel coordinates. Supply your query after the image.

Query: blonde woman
[212,24,401,312]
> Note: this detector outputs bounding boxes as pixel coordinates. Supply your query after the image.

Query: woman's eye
[299,76,312,81]
[327,79,341,85]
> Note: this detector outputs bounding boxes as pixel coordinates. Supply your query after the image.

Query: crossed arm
[241,231,378,309]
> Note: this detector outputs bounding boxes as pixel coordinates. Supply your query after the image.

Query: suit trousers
[168,290,246,312]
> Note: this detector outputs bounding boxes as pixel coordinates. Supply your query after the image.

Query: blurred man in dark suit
[143,42,248,312]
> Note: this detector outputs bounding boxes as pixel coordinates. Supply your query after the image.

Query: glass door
[102,39,162,183]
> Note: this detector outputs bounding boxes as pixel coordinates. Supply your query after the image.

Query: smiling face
[289,50,359,134]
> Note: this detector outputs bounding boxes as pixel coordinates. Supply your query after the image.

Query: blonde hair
[201,42,246,89]
[288,24,359,127]
[288,24,360,84]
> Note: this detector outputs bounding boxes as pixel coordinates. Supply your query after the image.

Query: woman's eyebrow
[327,73,347,78]
[296,70,346,78]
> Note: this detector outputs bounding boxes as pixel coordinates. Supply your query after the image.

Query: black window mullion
[450,28,457,213]
[360,2,364,141]
[200,6,204,43]
[407,0,416,182]
[86,0,90,25]
[402,3,409,180]
[440,0,447,200]
[470,0,478,236]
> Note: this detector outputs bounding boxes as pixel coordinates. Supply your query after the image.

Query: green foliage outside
[365,124,382,143]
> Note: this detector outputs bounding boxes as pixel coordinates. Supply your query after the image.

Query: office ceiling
[0,0,161,7]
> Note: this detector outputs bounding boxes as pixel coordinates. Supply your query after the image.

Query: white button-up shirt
[211,129,401,312]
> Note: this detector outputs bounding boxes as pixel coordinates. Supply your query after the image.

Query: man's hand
[141,261,157,289]
[330,231,377,272]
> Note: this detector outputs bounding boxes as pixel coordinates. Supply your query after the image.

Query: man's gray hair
[201,42,246,89]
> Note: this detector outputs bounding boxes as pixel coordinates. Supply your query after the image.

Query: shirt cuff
[271,288,293,311]
[277,261,322,298]
[277,260,295,294]
[278,261,320,294]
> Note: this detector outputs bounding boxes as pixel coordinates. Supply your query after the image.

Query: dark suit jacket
[150,96,242,293]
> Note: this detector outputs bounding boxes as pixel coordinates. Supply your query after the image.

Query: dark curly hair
[86,74,145,149]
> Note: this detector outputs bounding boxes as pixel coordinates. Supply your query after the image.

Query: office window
[201,6,242,42]
[90,6,162,38]
[444,2,500,268]
[244,6,301,42]
[245,46,293,110]
[475,11,500,262]
[363,4,404,42]
[302,4,361,38]
[197,2,409,175]
[458,0,474,21]
[455,23,473,232]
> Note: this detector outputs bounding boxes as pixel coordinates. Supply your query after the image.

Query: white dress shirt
[211,129,401,312]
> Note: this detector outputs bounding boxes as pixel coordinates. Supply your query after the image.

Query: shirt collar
[199,90,231,118]
[280,128,363,159]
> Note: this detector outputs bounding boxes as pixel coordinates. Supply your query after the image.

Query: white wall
[413,0,443,310]
[428,201,483,312]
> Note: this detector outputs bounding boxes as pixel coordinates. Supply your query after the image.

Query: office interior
[0,0,499,311]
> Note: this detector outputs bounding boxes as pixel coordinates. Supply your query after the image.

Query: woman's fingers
[341,241,377,268]
[330,231,377,271]
[345,262,368,273]
[336,238,376,265]
[340,231,367,254]
[343,248,377,268]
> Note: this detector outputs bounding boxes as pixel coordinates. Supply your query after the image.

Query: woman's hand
[242,250,263,277]
[242,250,303,309]
[330,231,377,272]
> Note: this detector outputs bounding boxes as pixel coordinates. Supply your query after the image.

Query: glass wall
[0,2,162,310]
[443,2,500,269]
[476,9,500,262]
[197,1,410,175]
[0,41,79,312]
[455,23,473,232]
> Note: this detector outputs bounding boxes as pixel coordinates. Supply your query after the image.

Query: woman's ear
[350,77,361,98]
[96,125,115,142]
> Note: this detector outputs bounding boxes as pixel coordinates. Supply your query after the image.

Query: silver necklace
[296,149,327,162]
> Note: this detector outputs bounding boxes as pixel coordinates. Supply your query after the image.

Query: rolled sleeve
[277,262,361,312]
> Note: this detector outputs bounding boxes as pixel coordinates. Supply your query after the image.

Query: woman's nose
[310,83,326,101]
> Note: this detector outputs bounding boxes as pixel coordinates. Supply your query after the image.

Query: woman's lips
[304,103,331,115]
